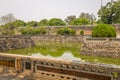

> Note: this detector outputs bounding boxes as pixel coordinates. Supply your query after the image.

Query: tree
[0,22,16,35]
[71,18,90,25]
[98,0,120,24]
[0,13,16,25]
[79,12,96,24]
[38,19,48,26]
[65,15,76,25]
[48,18,66,26]
[13,20,26,27]
[92,24,116,37]
[27,21,38,27]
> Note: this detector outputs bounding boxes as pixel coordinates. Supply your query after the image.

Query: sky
[0,0,113,22]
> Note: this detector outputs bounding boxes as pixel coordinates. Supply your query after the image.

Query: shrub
[57,27,75,35]
[21,27,46,35]
[48,18,66,26]
[71,18,90,25]
[80,30,84,36]
[92,24,116,37]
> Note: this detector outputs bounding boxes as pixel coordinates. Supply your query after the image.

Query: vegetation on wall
[80,30,84,36]
[20,27,46,35]
[57,27,75,35]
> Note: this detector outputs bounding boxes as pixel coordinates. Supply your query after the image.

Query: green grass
[4,42,120,65]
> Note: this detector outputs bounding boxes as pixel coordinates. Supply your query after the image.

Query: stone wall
[0,35,34,51]
[31,35,85,43]
[81,38,120,58]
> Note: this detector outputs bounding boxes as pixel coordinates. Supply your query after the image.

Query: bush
[48,18,66,26]
[80,30,84,36]
[92,24,116,37]
[71,18,90,25]
[57,27,75,35]
[21,27,46,35]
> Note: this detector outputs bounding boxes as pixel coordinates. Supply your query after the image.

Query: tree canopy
[64,15,76,25]
[38,19,48,26]
[27,21,38,27]
[48,18,66,26]
[71,18,90,25]
[98,0,120,24]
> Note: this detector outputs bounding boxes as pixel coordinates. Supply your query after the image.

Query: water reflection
[31,52,81,61]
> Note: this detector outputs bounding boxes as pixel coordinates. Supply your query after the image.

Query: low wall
[0,35,34,51]
[81,38,120,58]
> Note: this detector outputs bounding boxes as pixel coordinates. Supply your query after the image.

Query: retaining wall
[0,35,34,51]
[81,38,120,58]
[31,35,85,43]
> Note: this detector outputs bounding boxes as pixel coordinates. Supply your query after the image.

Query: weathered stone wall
[31,35,85,43]
[0,35,34,51]
[81,38,120,58]
[45,26,95,35]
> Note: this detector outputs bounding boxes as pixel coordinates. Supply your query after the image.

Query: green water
[5,42,81,61]
[5,42,120,65]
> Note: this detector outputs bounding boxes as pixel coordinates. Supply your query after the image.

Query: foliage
[71,18,90,25]
[80,30,84,36]
[13,20,26,27]
[20,27,46,35]
[79,12,96,21]
[0,22,16,35]
[38,19,48,26]
[92,24,116,37]
[98,0,120,24]
[48,18,66,26]
[57,27,75,35]
[27,21,38,27]
[64,15,76,25]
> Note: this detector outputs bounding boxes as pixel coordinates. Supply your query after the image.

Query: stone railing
[0,53,119,80]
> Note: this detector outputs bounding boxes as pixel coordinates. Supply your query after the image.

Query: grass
[4,42,120,65]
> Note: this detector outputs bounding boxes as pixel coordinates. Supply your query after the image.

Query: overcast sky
[0,0,113,22]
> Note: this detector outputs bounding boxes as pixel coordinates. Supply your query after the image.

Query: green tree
[64,15,76,25]
[98,0,120,24]
[71,18,90,25]
[27,21,38,27]
[0,22,16,35]
[13,20,26,27]
[48,18,66,26]
[92,24,116,37]
[38,19,48,26]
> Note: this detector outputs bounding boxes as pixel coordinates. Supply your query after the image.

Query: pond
[5,42,82,61]
[31,52,81,61]
[4,42,120,65]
